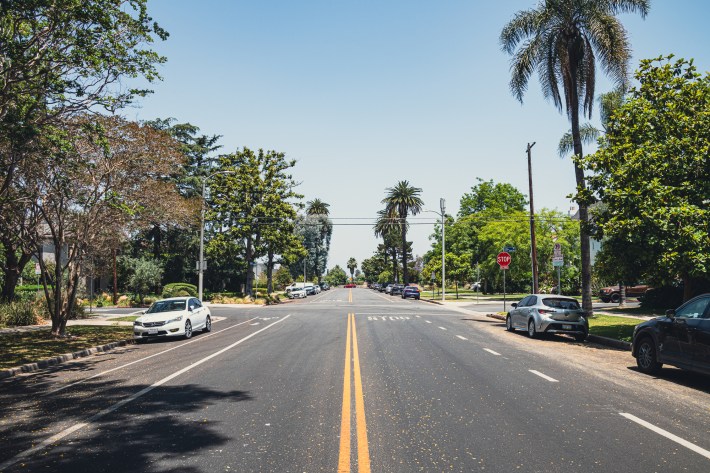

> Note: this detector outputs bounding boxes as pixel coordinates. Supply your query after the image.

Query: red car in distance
[344,283,356,288]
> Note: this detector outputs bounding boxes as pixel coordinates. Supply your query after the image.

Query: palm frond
[558,123,601,157]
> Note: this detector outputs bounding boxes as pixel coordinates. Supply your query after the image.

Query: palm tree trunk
[569,82,593,317]
[400,216,408,285]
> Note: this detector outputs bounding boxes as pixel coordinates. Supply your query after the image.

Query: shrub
[0,301,40,326]
[162,283,198,299]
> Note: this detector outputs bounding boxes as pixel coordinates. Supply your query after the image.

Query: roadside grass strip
[0,315,291,473]
[620,413,710,460]
[588,315,642,342]
[0,326,133,370]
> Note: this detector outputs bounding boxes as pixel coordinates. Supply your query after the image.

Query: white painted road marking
[439,326,447,331]
[456,335,468,341]
[44,316,261,396]
[0,315,292,473]
[484,348,501,356]
[425,321,432,324]
[620,413,710,460]
[529,370,559,382]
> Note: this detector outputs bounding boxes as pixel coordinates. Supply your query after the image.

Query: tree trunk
[568,66,593,317]
[619,281,626,307]
[682,273,693,302]
[401,216,408,285]
[245,243,254,297]
[1,237,33,302]
[266,248,275,294]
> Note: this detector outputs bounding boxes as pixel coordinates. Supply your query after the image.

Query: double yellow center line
[338,313,371,473]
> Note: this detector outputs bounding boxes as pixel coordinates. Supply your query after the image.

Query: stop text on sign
[497,252,511,269]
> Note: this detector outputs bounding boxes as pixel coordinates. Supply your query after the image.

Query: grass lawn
[0,325,133,370]
[588,315,643,342]
[106,316,139,322]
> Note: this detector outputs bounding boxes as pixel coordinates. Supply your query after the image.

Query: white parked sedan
[134,297,211,341]
[288,288,307,299]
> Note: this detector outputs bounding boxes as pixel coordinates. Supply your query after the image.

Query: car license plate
[148,329,158,335]
[562,324,572,330]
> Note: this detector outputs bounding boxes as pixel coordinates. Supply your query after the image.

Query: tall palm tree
[382,180,423,285]
[306,198,330,216]
[305,198,331,283]
[500,0,649,314]
[347,257,357,282]
[374,209,401,282]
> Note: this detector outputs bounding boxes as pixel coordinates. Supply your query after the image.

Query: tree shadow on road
[0,381,253,472]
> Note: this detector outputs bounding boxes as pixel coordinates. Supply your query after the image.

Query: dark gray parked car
[632,293,710,375]
[506,294,588,341]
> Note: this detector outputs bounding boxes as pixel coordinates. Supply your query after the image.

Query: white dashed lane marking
[483,348,501,356]
[439,326,447,331]
[425,321,432,324]
[620,413,710,460]
[456,335,468,341]
[529,370,559,382]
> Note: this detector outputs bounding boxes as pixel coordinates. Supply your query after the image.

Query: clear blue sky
[130,0,710,272]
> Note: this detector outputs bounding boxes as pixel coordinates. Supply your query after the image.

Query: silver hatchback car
[506,294,588,341]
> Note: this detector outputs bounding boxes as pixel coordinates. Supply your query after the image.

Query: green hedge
[162,283,198,299]
[0,301,40,326]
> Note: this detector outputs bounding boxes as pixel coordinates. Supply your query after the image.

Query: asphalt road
[0,288,708,472]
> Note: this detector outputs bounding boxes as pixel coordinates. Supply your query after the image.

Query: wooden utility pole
[527,142,539,294]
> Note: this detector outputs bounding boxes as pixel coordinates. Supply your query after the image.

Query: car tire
[203,315,212,333]
[636,336,662,374]
[527,319,538,339]
[610,293,621,303]
[574,331,587,342]
[600,297,610,303]
[506,315,515,332]
[184,320,193,339]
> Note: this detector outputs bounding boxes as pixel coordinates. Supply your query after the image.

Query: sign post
[497,252,511,311]
[552,243,563,295]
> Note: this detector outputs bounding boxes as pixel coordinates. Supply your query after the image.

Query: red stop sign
[497,252,511,269]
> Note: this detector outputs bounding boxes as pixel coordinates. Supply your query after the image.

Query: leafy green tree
[324,265,348,286]
[128,258,164,303]
[0,0,169,302]
[274,265,294,290]
[580,56,710,301]
[500,0,649,313]
[34,116,188,335]
[361,254,386,282]
[459,179,527,218]
[209,148,301,296]
[347,258,358,282]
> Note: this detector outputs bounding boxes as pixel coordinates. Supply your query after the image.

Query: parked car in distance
[599,283,651,303]
[632,293,710,376]
[402,286,420,300]
[506,294,588,341]
[319,283,330,291]
[134,297,211,341]
[391,284,405,296]
[305,284,320,295]
[384,284,394,294]
[288,288,307,299]
[378,283,390,293]
[344,283,356,288]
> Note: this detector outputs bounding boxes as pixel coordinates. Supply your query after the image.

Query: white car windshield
[147,300,186,314]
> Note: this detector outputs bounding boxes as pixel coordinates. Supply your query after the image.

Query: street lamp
[199,170,235,301]
[425,198,446,301]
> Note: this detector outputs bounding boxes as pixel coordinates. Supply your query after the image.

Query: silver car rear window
[541,298,580,310]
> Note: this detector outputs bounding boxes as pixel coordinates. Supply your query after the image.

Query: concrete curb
[0,338,135,380]
[485,313,631,351]
[422,299,443,306]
